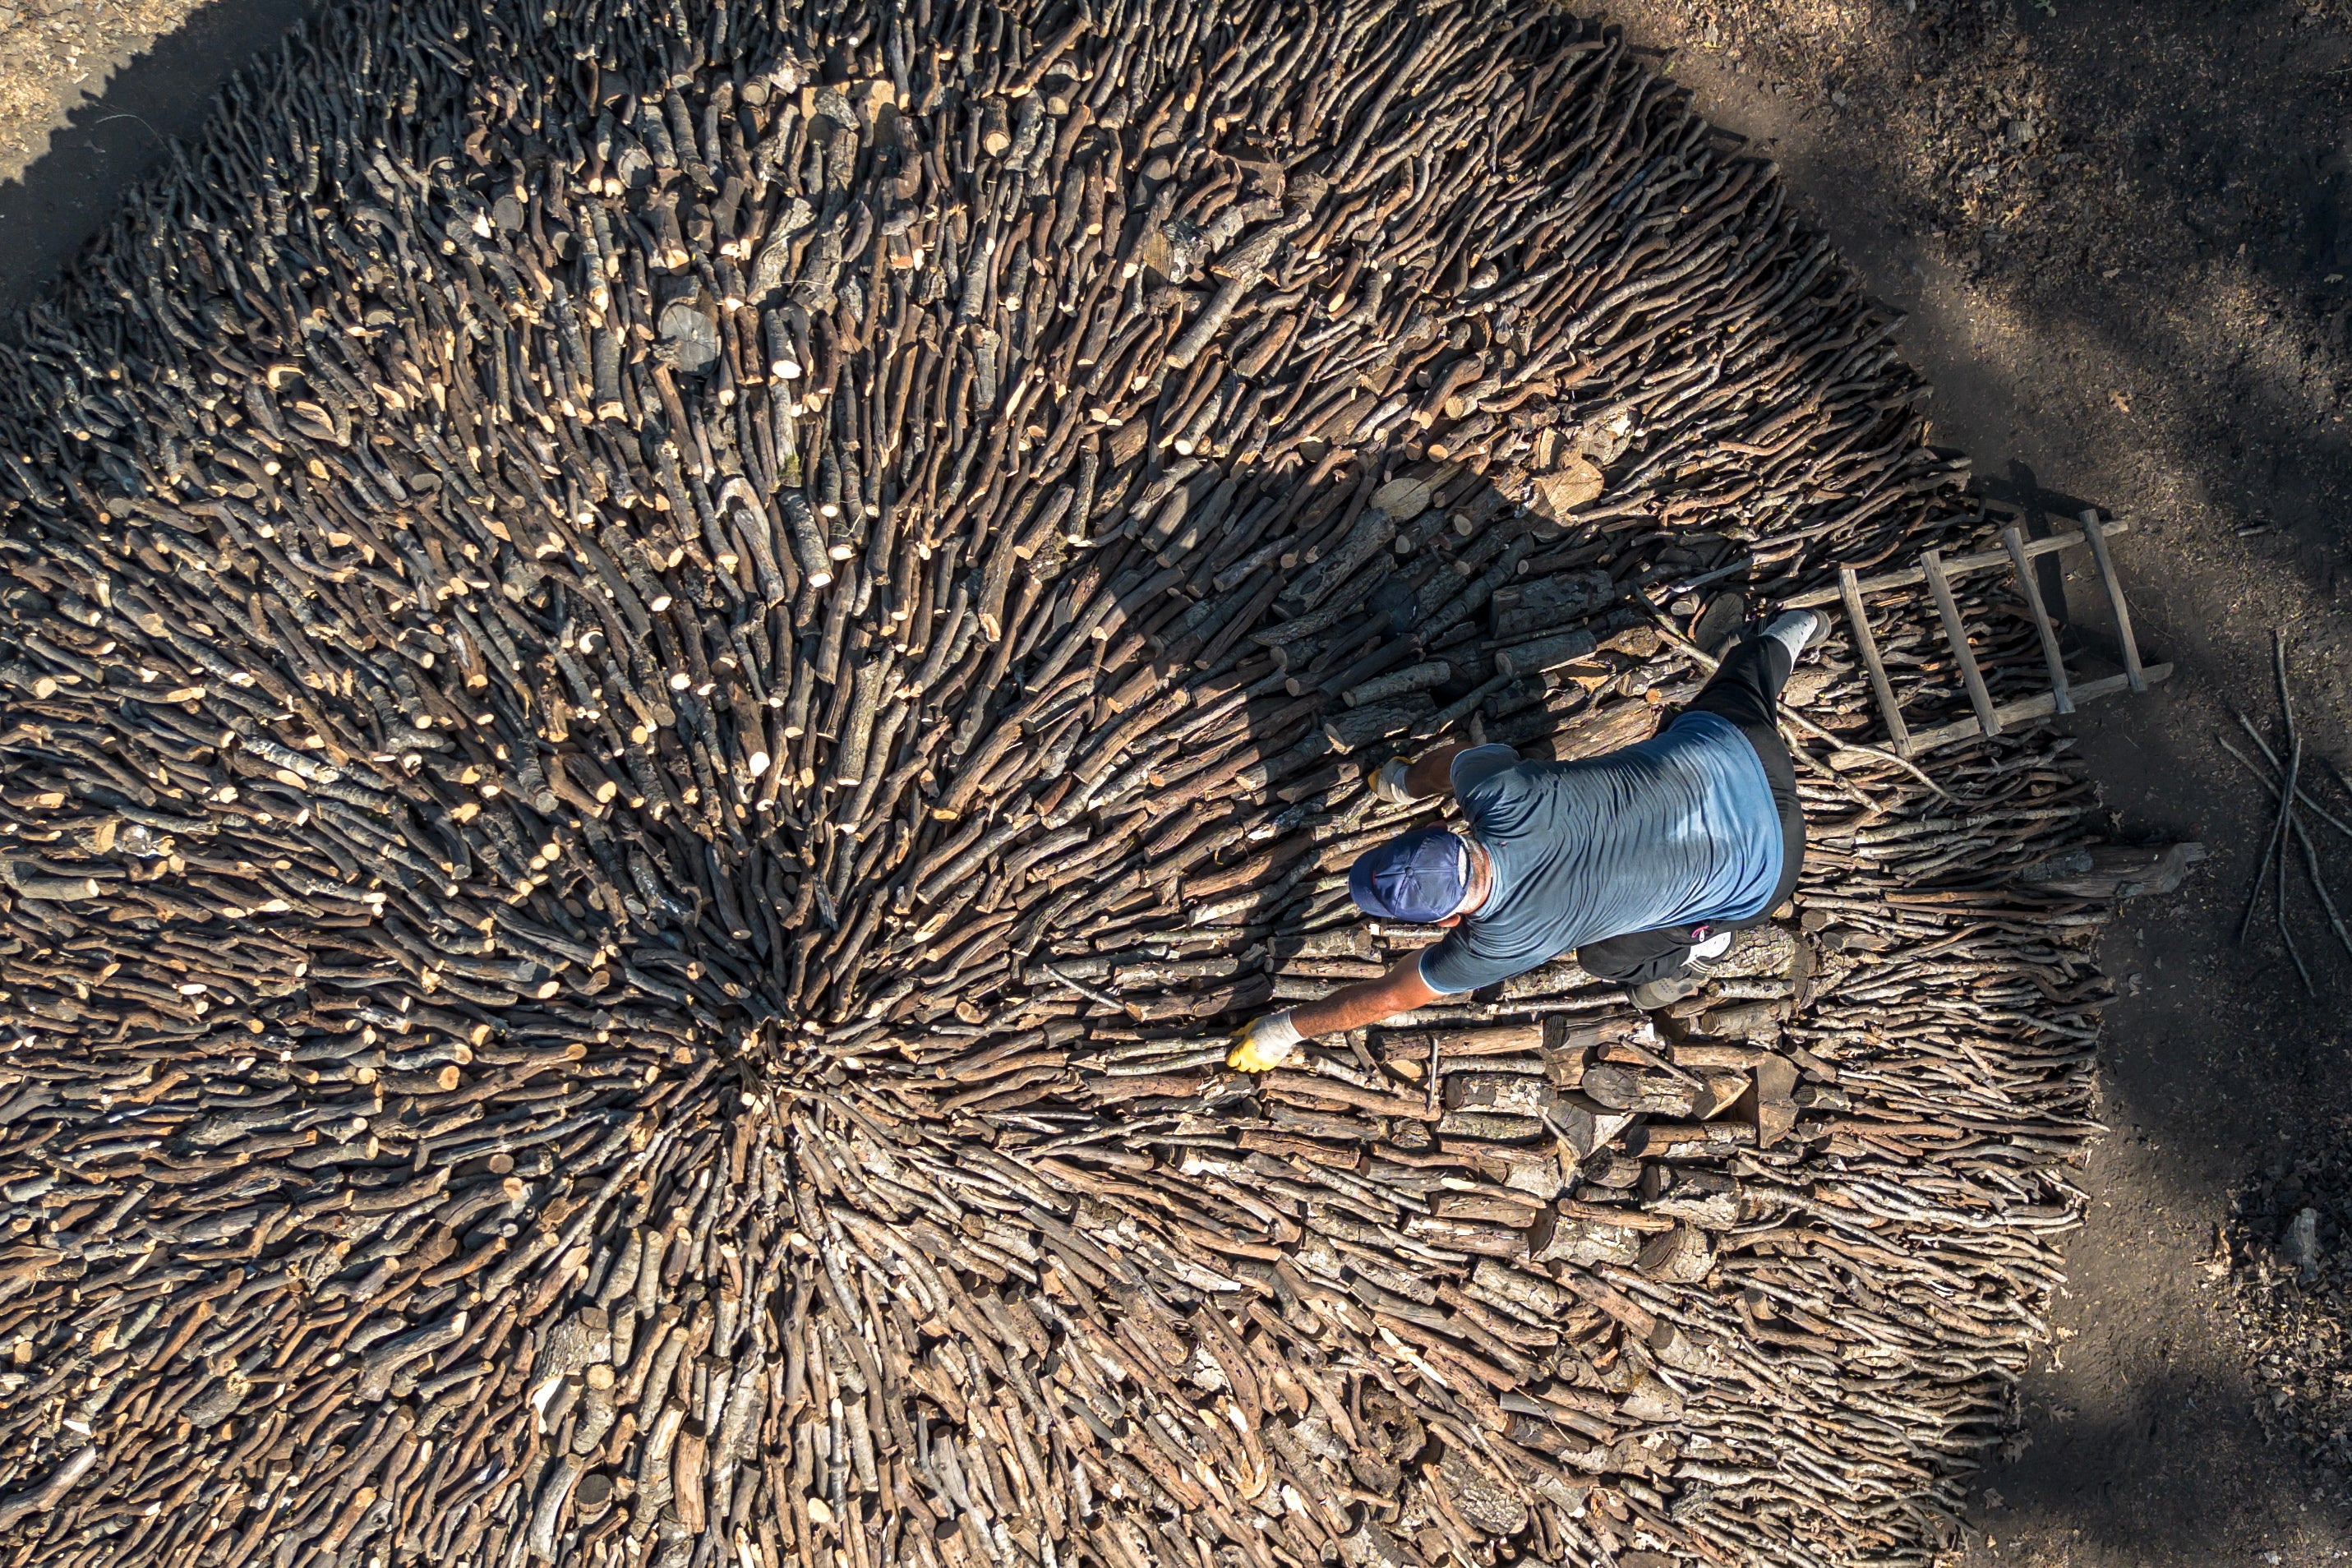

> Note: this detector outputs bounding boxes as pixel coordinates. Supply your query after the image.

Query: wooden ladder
[1783,505,2169,758]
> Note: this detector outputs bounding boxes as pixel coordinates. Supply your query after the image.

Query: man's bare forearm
[1285,954,1443,1038]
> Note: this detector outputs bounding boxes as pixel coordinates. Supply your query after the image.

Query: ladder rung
[1903,664,2172,753]
[2002,523,2073,716]
[1784,520,2131,608]
[1921,547,1999,739]
[2078,509,2147,694]
[1838,564,1913,756]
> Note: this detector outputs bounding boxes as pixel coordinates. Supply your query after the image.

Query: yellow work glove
[1370,756,1420,806]
[1228,1011,1304,1073]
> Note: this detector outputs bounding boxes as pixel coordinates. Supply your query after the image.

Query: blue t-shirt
[1418,717,1782,995]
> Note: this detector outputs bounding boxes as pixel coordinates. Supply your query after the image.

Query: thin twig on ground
[2225,719,2352,845]
[2294,823,2352,962]
[2219,738,2352,962]
[2240,755,2289,943]
[2276,633,2313,992]
[2233,631,2317,989]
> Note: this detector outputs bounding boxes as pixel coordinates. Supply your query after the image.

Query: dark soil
[2,0,2352,1557]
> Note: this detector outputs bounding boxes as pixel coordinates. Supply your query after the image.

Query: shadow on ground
[0,0,317,328]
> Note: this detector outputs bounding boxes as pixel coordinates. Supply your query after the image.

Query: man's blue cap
[1349,828,1467,923]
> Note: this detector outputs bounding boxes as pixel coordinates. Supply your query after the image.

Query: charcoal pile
[0,0,2146,1562]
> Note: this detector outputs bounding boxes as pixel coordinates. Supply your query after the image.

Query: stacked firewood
[0,0,2136,1563]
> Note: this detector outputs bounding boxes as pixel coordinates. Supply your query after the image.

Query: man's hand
[1367,743,1476,808]
[1228,1011,1304,1073]
[1370,757,1419,805]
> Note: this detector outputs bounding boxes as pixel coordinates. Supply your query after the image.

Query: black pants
[1574,630,1806,986]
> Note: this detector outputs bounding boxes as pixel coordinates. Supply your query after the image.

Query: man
[1229,608,1824,1072]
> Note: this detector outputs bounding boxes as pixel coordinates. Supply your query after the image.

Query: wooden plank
[1939,520,2135,580]
[1921,547,1999,739]
[2078,509,2146,693]
[1783,520,2133,608]
[2002,523,2073,715]
[1902,664,2171,754]
[1838,564,1913,756]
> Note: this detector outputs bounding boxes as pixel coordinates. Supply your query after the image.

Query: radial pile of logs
[0,0,2126,1563]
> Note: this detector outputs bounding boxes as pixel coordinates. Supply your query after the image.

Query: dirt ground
[0,0,205,172]
[5,0,2352,1560]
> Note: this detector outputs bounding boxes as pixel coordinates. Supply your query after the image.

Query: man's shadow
[1123,441,1815,1036]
